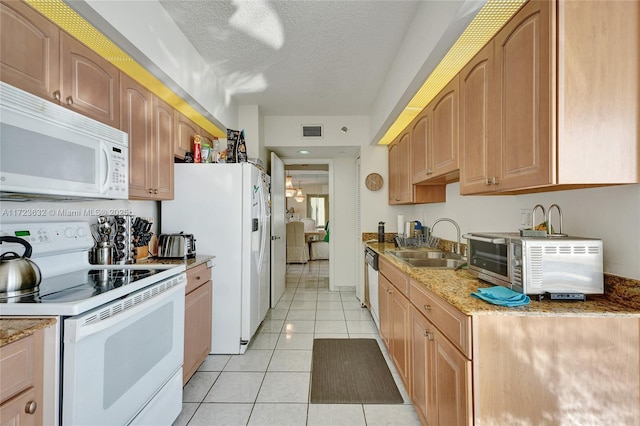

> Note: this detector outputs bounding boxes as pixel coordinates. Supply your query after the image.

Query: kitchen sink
[386,249,466,269]
[401,257,466,269]
[386,250,447,259]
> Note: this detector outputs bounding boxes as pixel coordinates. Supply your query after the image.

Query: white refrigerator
[162,163,271,354]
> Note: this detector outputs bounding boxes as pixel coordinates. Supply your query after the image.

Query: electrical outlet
[520,209,532,228]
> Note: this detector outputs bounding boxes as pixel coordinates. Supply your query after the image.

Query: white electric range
[0,221,186,426]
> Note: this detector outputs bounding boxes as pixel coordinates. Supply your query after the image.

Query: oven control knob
[64,227,74,238]
[512,258,522,268]
[77,227,87,237]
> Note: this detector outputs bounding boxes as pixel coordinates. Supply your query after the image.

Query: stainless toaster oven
[463,232,604,296]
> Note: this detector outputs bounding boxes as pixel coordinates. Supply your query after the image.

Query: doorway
[284,160,334,290]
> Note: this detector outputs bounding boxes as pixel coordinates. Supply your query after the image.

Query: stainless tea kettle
[0,236,42,296]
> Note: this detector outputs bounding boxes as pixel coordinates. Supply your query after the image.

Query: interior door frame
[270,152,286,307]
[283,158,335,291]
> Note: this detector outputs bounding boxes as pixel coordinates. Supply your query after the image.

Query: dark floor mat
[310,338,404,404]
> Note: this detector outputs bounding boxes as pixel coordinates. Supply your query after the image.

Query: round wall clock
[365,173,383,191]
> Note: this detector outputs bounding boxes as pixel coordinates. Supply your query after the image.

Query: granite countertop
[365,241,640,317]
[0,318,57,347]
[136,255,215,270]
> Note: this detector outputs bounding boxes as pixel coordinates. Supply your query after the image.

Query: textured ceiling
[158,0,422,116]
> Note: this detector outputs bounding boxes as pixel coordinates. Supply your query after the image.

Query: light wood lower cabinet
[0,330,45,426]
[183,262,213,385]
[377,256,640,425]
[378,260,412,394]
[410,305,472,426]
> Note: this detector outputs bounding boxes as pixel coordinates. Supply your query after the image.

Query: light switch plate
[520,209,532,228]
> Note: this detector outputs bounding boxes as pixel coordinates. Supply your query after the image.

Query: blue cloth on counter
[471,285,530,307]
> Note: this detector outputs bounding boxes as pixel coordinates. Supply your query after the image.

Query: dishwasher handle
[364,247,379,271]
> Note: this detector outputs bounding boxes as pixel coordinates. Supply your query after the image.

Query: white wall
[359,143,415,234]
[332,158,358,288]
[264,116,369,148]
[412,183,640,280]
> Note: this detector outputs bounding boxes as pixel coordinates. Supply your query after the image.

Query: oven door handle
[64,281,185,343]
[462,234,507,244]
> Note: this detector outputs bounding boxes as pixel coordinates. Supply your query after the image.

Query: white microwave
[0,82,128,201]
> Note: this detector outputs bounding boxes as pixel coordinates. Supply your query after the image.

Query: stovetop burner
[1,268,162,304]
[0,221,186,315]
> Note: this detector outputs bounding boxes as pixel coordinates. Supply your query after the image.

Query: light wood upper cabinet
[459,41,495,195]
[123,71,173,201]
[389,131,446,205]
[174,113,200,159]
[150,95,174,199]
[388,132,412,204]
[411,110,431,184]
[430,75,459,180]
[0,1,120,128]
[411,76,460,185]
[492,0,552,192]
[61,32,120,128]
[121,73,152,199]
[0,0,59,101]
[556,0,639,184]
[461,0,639,194]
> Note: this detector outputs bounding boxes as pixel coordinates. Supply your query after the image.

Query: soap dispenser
[378,222,385,243]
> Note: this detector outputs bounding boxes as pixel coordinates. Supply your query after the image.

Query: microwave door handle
[462,234,506,244]
[99,141,111,193]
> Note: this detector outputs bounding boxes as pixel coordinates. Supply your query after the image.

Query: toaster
[157,233,196,259]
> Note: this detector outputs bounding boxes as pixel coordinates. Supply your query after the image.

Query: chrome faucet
[431,218,462,256]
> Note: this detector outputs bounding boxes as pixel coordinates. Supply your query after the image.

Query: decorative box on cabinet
[183,261,213,385]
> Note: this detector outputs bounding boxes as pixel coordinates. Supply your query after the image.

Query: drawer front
[0,334,34,402]
[409,279,471,358]
[379,257,409,297]
[186,263,211,294]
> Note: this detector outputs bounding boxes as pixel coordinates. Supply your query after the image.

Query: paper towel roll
[397,214,404,235]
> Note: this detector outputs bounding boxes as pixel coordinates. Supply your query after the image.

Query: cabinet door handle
[25,401,37,415]
[154,189,158,194]
[148,189,153,194]
[53,90,61,101]
[423,304,431,311]
[426,332,434,341]
[485,178,491,186]
[195,276,200,280]
[66,96,74,106]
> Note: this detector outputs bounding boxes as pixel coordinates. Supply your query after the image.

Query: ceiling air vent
[301,125,323,139]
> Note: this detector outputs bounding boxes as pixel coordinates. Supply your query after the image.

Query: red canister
[193,134,202,163]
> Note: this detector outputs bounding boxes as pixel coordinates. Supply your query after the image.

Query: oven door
[464,234,511,286]
[62,279,185,425]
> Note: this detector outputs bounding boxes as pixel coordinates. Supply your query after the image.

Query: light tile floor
[173,260,421,426]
